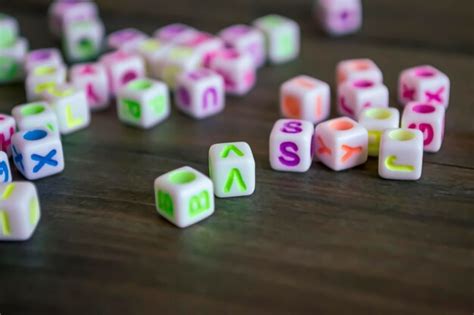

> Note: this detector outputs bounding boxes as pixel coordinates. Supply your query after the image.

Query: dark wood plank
[0,1,473,314]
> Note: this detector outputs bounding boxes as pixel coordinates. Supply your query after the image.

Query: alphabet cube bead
[117,78,170,129]
[12,128,64,180]
[136,38,173,78]
[0,13,18,47]
[253,15,300,64]
[0,151,11,183]
[398,65,450,108]
[219,24,266,68]
[160,46,201,89]
[315,0,362,36]
[401,102,445,152]
[175,68,225,119]
[0,182,40,241]
[0,114,15,156]
[154,23,197,43]
[378,129,423,180]
[25,64,67,101]
[0,37,28,84]
[280,75,330,124]
[358,107,399,156]
[154,166,214,228]
[100,50,146,94]
[48,0,98,37]
[314,117,368,171]
[107,28,148,52]
[209,142,255,198]
[337,79,389,119]
[12,102,59,135]
[209,48,256,96]
[336,58,382,85]
[178,31,224,67]
[70,62,110,110]
[25,48,63,73]
[63,18,104,62]
[42,84,91,135]
[269,119,314,172]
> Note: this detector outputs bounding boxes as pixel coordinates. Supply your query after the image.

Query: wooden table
[1,0,473,314]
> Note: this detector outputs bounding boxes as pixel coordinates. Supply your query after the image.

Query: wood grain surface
[0,0,473,314]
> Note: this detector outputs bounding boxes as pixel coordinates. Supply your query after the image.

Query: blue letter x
[12,146,24,171]
[31,149,58,173]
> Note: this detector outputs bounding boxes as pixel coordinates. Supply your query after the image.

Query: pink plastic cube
[401,102,445,153]
[398,65,450,108]
[314,117,368,171]
[280,75,331,124]
[219,24,266,68]
[175,69,225,119]
[337,79,389,119]
[70,63,110,110]
[100,50,146,94]
[209,48,256,96]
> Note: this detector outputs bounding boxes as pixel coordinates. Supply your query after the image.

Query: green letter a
[224,168,247,193]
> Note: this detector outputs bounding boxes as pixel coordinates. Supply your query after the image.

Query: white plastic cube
[401,102,445,152]
[280,75,331,124]
[336,58,382,85]
[63,18,104,62]
[314,117,368,171]
[48,0,98,37]
[209,142,255,198]
[177,31,224,67]
[117,78,170,129]
[209,48,256,96]
[379,128,423,180]
[100,50,146,94]
[175,68,225,119]
[70,62,110,110]
[338,79,389,119]
[253,15,300,64]
[398,65,450,108]
[25,64,67,101]
[159,46,201,89]
[154,23,197,43]
[25,48,63,73]
[219,24,266,68]
[0,37,28,84]
[107,28,148,52]
[358,107,399,156]
[0,114,16,156]
[315,0,362,36]
[0,182,40,241]
[12,102,59,135]
[269,119,314,172]
[0,151,12,183]
[136,38,173,78]
[12,128,64,180]
[0,13,18,47]
[154,166,214,228]
[42,84,91,135]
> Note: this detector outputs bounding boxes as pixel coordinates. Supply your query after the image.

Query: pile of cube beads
[0,0,450,236]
